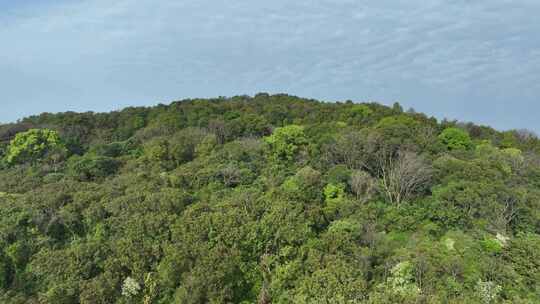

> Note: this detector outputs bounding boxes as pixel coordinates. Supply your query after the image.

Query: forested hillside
[0,94,539,303]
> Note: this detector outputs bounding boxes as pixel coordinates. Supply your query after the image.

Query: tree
[377,150,432,205]
[438,127,474,151]
[505,233,540,290]
[323,130,368,169]
[392,102,404,113]
[121,277,141,298]
[475,280,501,304]
[323,183,347,218]
[370,261,421,303]
[264,125,308,161]
[349,170,377,203]
[281,166,322,202]
[374,115,424,151]
[291,260,367,303]
[0,94,539,303]
[5,129,66,165]
[67,155,121,181]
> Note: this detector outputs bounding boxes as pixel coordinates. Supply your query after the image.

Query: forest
[0,93,539,303]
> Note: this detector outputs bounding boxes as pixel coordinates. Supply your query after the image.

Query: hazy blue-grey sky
[1,0,539,131]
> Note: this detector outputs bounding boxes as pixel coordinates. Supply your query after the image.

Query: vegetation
[0,93,539,303]
[4,128,66,165]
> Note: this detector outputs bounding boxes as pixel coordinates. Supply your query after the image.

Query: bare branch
[376,150,432,205]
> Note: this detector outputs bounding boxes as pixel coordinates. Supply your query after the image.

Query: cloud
[1,0,539,131]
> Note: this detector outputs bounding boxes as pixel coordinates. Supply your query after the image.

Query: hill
[0,94,539,303]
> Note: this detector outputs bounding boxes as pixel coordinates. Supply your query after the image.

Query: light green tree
[264,125,308,161]
[5,129,66,165]
[438,127,474,150]
[323,183,346,218]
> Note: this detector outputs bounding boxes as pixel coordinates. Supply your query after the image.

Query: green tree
[264,125,308,161]
[5,129,66,165]
[0,94,539,303]
[67,155,121,181]
[323,183,347,218]
[438,127,474,150]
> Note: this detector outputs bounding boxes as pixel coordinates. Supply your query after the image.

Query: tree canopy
[4,128,65,165]
[438,127,474,150]
[0,94,539,303]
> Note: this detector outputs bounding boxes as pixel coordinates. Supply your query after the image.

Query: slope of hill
[0,94,539,303]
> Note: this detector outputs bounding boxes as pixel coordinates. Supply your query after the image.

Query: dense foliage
[0,94,539,303]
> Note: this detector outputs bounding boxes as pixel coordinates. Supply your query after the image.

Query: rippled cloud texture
[1,0,539,130]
